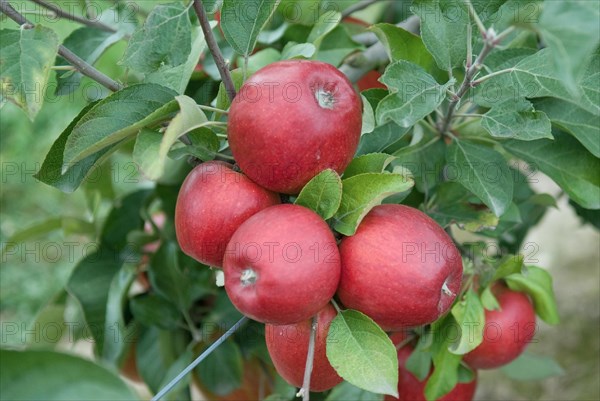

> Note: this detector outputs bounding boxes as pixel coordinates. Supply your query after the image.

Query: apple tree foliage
[1,0,598,400]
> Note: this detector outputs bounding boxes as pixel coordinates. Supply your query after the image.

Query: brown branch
[0,0,123,92]
[29,0,117,33]
[192,0,236,102]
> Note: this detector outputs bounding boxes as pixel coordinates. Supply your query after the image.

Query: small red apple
[337,204,463,330]
[227,60,362,194]
[175,161,280,267]
[265,303,342,392]
[223,204,341,324]
[385,345,477,401]
[463,283,536,369]
[357,70,387,92]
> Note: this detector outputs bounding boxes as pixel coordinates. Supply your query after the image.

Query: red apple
[385,345,477,401]
[337,204,463,330]
[357,70,387,92]
[463,283,536,369]
[227,60,362,194]
[223,204,341,324]
[265,303,342,392]
[175,161,280,267]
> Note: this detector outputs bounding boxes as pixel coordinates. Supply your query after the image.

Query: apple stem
[299,315,318,401]
[330,299,342,313]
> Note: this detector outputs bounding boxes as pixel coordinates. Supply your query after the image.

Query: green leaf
[216,68,247,110]
[503,132,600,210]
[426,182,499,232]
[100,190,149,251]
[500,352,565,381]
[196,339,244,396]
[0,349,138,401]
[136,326,189,393]
[480,285,500,311]
[295,169,342,220]
[476,49,599,116]
[63,84,178,167]
[493,254,524,282]
[481,100,552,140]
[307,9,341,44]
[361,94,375,134]
[392,136,446,192]
[145,26,210,94]
[159,350,193,401]
[533,98,600,158]
[356,122,410,156]
[55,27,125,96]
[538,1,600,94]
[34,102,121,193]
[344,153,395,179]
[370,23,434,71]
[102,263,137,366]
[221,0,282,57]
[326,310,398,397]
[169,127,220,162]
[424,316,462,401]
[505,266,560,325]
[0,26,60,119]
[405,337,432,382]
[130,293,182,329]
[121,2,192,73]
[333,172,414,236]
[315,25,362,67]
[134,95,208,180]
[411,0,470,70]
[326,382,383,401]
[133,129,163,179]
[280,42,316,59]
[148,242,191,311]
[66,251,122,354]
[377,61,454,128]
[446,140,514,216]
[449,289,485,355]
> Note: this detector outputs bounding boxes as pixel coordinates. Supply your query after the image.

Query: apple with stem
[265,303,342,392]
[175,161,280,267]
[463,282,536,369]
[223,204,341,324]
[227,60,362,194]
[337,204,463,330]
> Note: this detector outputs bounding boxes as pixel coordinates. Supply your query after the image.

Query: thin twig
[29,0,117,32]
[192,0,236,102]
[0,0,123,92]
[471,68,515,86]
[299,315,318,401]
[341,0,378,19]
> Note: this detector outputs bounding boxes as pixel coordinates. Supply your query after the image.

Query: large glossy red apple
[463,283,536,369]
[385,345,477,401]
[175,161,280,267]
[227,60,362,194]
[337,204,463,330]
[223,204,341,324]
[265,303,342,392]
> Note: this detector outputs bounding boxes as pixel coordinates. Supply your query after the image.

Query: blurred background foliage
[0,1,599,400]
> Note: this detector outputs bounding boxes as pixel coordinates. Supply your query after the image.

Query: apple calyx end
[314,87,336,110]
[441,281,454,297]
[240,268,258,286]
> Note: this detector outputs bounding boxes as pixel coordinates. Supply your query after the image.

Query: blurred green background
[1,1,599,400]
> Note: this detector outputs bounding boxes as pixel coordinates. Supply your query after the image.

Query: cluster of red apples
[175,60,537,400]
